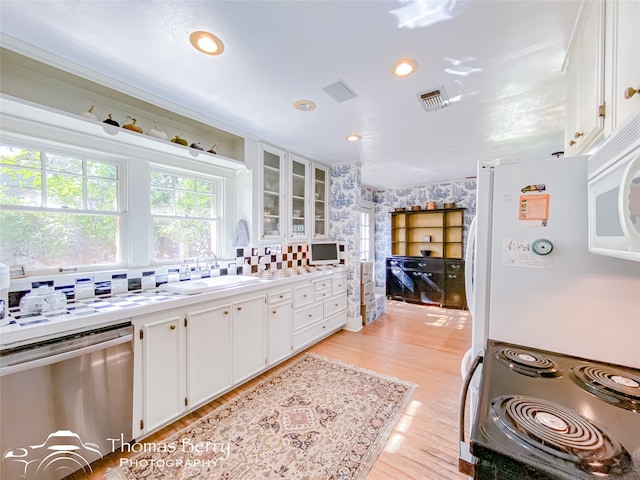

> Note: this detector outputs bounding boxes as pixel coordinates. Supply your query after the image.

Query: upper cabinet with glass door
[288,154,309,240]
[257,143,330,244]
[312,164,329,239]
[259,144,286,241]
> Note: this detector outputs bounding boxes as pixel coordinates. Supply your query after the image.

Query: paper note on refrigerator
[502,239,552,268]
[519,194,549,227]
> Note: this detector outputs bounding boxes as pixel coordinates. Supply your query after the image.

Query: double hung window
[150,169,220,262]
[0,144,122,271]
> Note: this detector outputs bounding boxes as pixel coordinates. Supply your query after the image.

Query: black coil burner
[492,395,634,476]
[571,365,640,412]
[495,347,562,378]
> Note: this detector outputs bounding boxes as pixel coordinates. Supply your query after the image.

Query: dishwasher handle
[458,353,482,476]
[1,327,133,377]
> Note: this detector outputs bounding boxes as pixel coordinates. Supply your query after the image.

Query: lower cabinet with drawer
[293,275,347,350]
[132,270,347,440]
[444,259,467,309]
[266,287,293,366]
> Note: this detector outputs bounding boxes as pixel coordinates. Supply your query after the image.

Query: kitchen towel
[233,219,250,247]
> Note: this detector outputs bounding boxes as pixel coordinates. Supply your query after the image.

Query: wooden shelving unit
[390,208,465,258]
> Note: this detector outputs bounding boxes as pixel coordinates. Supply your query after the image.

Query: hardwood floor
[72,300,471,480]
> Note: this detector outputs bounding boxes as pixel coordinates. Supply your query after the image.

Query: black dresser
[385,257,467,309]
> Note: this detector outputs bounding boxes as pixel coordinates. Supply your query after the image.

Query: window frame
[0,133,237,276]
[360,201,375,262]
[0,138,128,276]
[147,163,224,265]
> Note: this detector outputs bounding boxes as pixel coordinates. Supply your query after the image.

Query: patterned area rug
[108,353,416,480]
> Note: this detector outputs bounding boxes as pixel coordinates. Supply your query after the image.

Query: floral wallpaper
[370,179,477,287]
[329,165,477,326]
[330,163,362,330]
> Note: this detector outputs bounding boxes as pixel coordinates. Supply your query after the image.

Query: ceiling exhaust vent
[417,85,449,112]
[323,80,358,103]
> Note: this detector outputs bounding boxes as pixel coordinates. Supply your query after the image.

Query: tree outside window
[0,145,121,269]
[150,170,219,261]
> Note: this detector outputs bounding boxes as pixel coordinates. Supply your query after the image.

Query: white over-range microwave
[587,107,640,262]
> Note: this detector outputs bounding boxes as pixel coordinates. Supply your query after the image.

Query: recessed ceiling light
[392,59,418,77]
[294,100,317,111]
[346,134,361,142]
[190,31,224,55]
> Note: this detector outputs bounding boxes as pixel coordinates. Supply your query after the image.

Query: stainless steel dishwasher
[0,322,134,480]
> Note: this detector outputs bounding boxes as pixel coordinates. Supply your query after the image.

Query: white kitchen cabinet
[186,303,232,409]
[134,292,264,437]
[232,294,267,383]
[133,270,346,439]
[604,0,640,137]
[266,287,292,365]
[257,142,331,243]
[259,143,286,241]
[139,310,185,435]
[564,0,605,156]
[288,154,310,240]
[292,274,347,350]
[312,163,330,239]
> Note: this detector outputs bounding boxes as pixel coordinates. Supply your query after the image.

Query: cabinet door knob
[624,87,639,99]
[569,140,577,147]
[236,306,242,311]
[574,131,583,139]
[170,325,176,330]
[272,310,277,314]
[223,310,229,315]
[308,313,313,317]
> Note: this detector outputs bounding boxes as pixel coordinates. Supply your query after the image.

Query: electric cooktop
[470,340,640,480]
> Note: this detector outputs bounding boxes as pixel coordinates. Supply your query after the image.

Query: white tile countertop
[0,267,346,350]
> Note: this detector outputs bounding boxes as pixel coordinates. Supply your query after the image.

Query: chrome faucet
[197,250,219,271]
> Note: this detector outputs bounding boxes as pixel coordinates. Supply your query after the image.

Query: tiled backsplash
[8,243,346,308]
[235,244,311,274]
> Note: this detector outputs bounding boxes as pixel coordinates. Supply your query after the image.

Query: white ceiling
[0,0,581,189]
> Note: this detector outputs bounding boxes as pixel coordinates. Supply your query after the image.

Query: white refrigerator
[462,155,640,405]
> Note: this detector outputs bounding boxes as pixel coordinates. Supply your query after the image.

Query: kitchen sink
[159,275,260,295]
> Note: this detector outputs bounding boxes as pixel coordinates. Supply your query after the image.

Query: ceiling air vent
[417,86,449,112]
[323,80,358,103]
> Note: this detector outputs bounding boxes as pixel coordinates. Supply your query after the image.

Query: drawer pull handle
[303,294,308,298]
[279,294,283,298]
[223,310,229,315]
[170,325,176,330]
[308,313,313,317]
[236,306,242,311]
[272,310,277,314]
